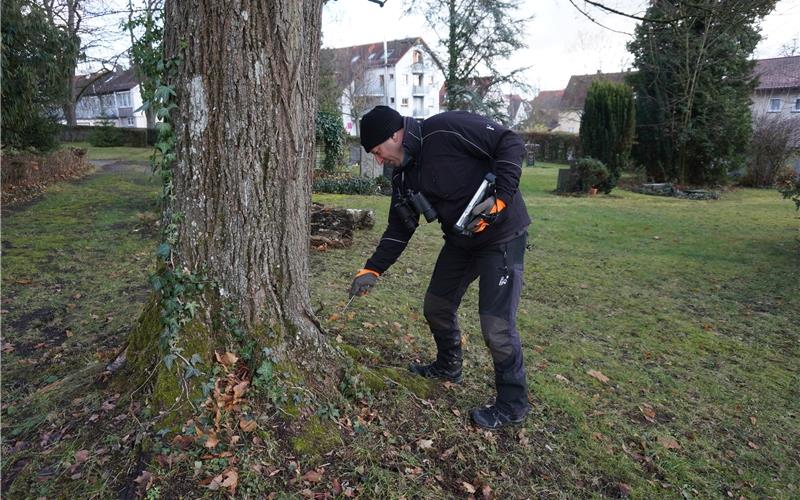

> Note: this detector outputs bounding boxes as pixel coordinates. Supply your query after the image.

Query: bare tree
[408,0,532,118]
[36,0,131,126]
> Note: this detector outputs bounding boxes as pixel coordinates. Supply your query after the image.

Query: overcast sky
[322,0,800,95]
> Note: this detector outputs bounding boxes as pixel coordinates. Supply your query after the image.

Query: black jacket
[365,111,530,274]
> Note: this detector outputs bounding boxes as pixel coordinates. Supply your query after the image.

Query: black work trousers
[423,232,529,415]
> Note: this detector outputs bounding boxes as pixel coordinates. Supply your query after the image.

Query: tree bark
[164,0,327,352]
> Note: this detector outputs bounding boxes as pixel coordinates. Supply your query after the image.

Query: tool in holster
[453,172,497,236]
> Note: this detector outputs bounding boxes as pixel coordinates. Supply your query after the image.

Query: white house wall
[73,83,148,128]
[340,43,442,137]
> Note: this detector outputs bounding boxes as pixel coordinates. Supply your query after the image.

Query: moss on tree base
[290,415,343,458]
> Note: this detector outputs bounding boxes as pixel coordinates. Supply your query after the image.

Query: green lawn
[62,141,154,162]
[2,162,798,498]
[312,162,800,498]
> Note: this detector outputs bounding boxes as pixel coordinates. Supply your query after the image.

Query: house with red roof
[751,55,800,118]
[321,37,443,136]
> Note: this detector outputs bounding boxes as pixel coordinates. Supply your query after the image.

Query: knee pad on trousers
[479,314,514,363]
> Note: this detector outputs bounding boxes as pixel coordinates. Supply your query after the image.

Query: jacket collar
[400,116,422,169]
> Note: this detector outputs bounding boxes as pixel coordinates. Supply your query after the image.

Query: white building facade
[72,69,147,127]
[324,38,442,136]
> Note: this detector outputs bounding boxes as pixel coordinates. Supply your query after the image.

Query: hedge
[59,125,158,147]
[516,131,581,164]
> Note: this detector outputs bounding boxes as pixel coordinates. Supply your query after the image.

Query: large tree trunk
[122,0,335,413]
[165,0,324,331]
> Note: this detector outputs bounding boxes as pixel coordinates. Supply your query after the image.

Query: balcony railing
[412,108,426,118]
[411,62,424,73]
[412,85,426,95]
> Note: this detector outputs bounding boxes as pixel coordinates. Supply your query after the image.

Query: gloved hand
[465,197,506,233]
[349,269,380,297]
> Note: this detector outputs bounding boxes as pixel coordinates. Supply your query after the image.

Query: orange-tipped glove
[465,197,506,234]
[349,269,380,297]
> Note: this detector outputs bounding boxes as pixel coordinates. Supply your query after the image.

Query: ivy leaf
[163,353,177,370]
[190,353,202,365]
[185,301,200,317]
[156,242,171,259]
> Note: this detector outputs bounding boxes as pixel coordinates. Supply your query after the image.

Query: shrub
[373,174,392,195]
[574,157,609,193]
[743,114,800,187]
[776,169,800,210]
[516,131,580,164]
[313,174,378,195]
[88,121,126,147]
[579,80,635,193]
[315,112,346,172]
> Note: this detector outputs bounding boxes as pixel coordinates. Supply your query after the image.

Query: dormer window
[413,50,423,63]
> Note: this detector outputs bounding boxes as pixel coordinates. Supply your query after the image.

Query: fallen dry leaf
[134,470,153,494]
[214,351,239,367]
[462,481,477,494]
[618,482,632,497]
[657,435,681,450]
[239,418,257,432]
[749,416,757,425]
[587,370,609,383]
[417,439,434,450]
[328,313,341,321]
[232,380,249,399]
[747,441,760,450]
[482,484,493,499]
[555,374,570,383]
[639,403,657,423]
[220,468,238,493]
[204,433,219,449]
[301,469,323,483]
[74,449,90,465]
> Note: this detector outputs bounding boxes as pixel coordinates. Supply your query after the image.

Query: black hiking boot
[408,361,462,384]
[469,404,529,430]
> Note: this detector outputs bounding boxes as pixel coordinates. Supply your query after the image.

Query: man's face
[369,130,404,168]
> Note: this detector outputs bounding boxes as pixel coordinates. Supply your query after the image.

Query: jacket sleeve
[364,174,417,274]
[458,116,526,206]
[489,126,526,206]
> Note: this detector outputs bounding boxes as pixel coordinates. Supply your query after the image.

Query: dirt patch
[8,307,56,332]
[98,161,150,174]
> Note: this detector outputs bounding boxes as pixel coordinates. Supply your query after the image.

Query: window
[794,97,800,112]
[127,117,135,126]
[412,50,423,63]
[403,74,409,84]
[769,98,782,112]
[116,91,131,107]
[389,73,394,80]
[401,98,409,107]
[379,75,385,87]
[428,75,434,85]
[390,97,395,104]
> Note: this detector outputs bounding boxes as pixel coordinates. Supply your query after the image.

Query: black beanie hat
[360,106,403,152]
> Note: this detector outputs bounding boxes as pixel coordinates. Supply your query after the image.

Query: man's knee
[424,292,457,332]
[479,314,516,362]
